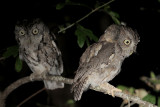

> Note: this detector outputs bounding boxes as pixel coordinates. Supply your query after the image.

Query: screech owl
[14,19,64,90]
[71,24,139,101]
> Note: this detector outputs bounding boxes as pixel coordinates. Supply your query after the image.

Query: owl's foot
[110,87,122,97]
[100,82,122,97]
[30,73,35,81]
[30,72,41,81]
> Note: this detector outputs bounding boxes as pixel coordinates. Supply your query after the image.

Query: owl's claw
[30,73,36,81]
[30,72,41,81]
[110,87,122,97]
[100,82,122,97]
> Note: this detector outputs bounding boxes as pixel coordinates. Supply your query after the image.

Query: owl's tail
[71,79,87,101]
[44,80,64,90]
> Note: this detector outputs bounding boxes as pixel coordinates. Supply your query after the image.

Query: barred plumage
[71,24,139,101]
[15,19,64,90]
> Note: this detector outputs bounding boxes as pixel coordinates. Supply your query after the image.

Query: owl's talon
[40,72,47,79]
[110,88,122,97]
[30,73,35,81]
[30,72,41,81]
[100,82,122,97]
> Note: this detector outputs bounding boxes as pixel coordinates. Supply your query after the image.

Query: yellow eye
[32,28,39,34]
[124,39,131,45]
[19,30,25,36]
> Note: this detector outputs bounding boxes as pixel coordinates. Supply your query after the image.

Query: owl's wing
[41,40,63,75]
[72,42,115,100]
[79,42,102,65]
[38,36,64,89]
[74,42,115,83]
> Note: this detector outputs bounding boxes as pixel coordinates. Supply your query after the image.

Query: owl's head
[117,25,139,57]
[99,24,140,57]
[15,19,50,47]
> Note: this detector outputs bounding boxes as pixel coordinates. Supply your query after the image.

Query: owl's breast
[22,49,42,73]
[88,55,123,87]
[102,55,123,82]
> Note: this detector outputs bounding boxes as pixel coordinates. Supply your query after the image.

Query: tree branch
[58,0,114,33]
[0,74,158,107]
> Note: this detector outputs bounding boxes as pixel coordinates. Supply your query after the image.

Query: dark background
[0,0,160,107]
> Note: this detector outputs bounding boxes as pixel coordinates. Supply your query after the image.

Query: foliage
[57,0,120,48]
[15,57,23,72]
[104,7,121,25]
[117,85,135,95]
[65,99,75,107]
[143,94,156,105]
[2,45,18,58]
[0,0,159,106]
[117,84,160,106]
[75,24,98,48]
[150,71,156,80]
[2,45,23,72]
[158,97,160,107]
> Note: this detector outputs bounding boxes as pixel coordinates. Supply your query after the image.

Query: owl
[14,19,64,90]
[71,24,139,101]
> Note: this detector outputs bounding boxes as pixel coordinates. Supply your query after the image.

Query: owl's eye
[19,30,25,36]
[124,39,131,45]
[32,28,39,34]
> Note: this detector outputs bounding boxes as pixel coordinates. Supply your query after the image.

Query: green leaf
[65,99,75,107]
[150,71,156,79]
[117,85,135,94]
[104,7,121,25]
[66,99,74,105]
[108,11,120,18]
[15,57,23,72]
[117,85,128,91]
[128,87,135,94]
[111,16,121,25]
[77,34,86,48]
[80,25,98,42]
[108,11,120,25]
[56,3,65,10]
[158,97,160,107]
[86,38,90,47]
[142,94,156,104]
[75,25,98,48]
[75,26,86,48]
[3,45,18,59]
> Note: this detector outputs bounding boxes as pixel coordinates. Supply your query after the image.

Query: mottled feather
[15,19,64,90]
[71,24,139,101]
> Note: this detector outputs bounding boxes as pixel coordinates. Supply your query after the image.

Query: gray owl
[14,19,64,90]
[71,24,139,101]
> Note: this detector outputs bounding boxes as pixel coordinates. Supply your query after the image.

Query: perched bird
[15,19,64,90]
[71,24,139,101]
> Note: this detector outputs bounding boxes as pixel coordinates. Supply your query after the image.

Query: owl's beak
[130,46,137,55]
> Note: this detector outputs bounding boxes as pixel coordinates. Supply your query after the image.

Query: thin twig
[0,74,158,107]
[58,0,115,33]
[140,76,156,89]
[17,88,45,107]
[0,77,32,107]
